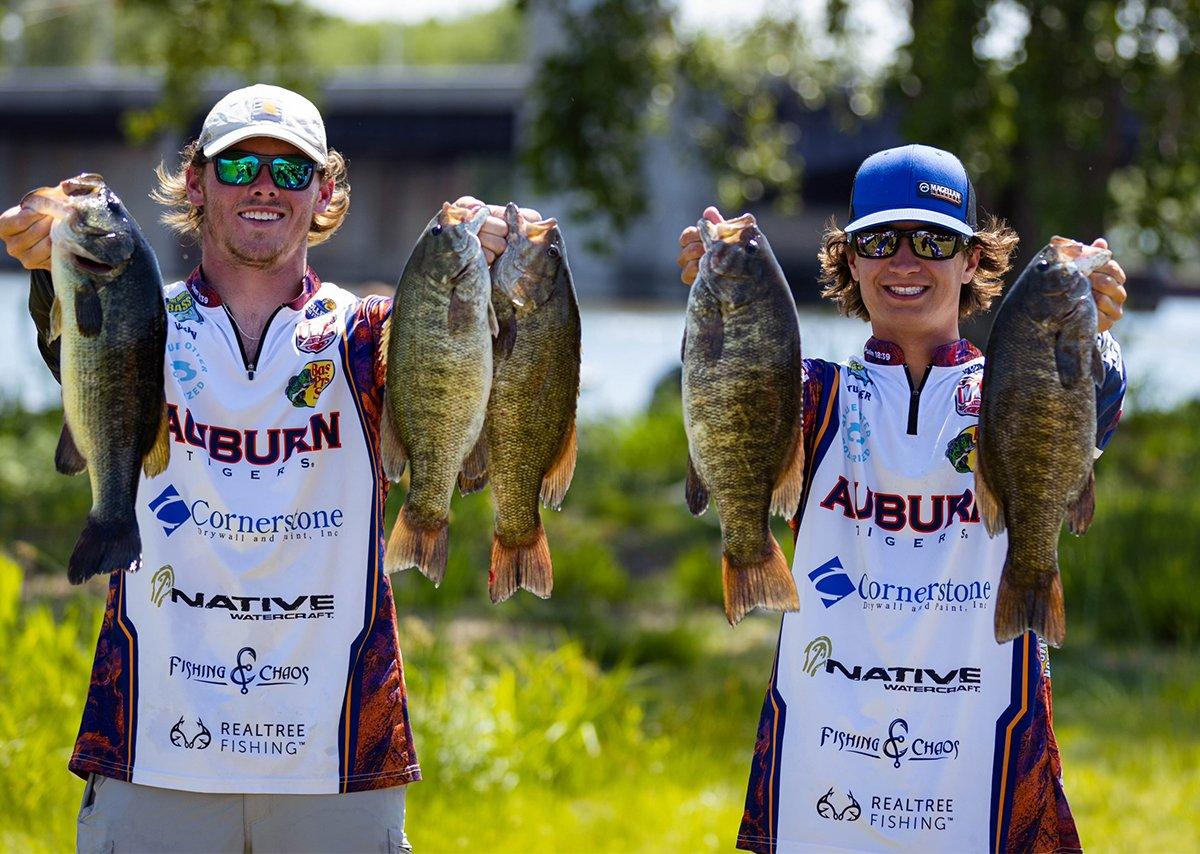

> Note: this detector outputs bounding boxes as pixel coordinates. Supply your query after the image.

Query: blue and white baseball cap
[844,144,976,238]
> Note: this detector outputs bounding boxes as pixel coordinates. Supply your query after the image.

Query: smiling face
[185,136,333,271]
[846,220,981,344]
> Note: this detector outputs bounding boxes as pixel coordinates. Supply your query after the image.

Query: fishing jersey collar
[862,335,981,367]
[184,264,323,311]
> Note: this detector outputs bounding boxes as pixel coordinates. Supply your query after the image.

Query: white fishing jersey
[66,267,420,794]
[737,335,1125,854]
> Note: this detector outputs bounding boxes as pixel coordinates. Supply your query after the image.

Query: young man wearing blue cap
[0,83,536,852]
[678,144,1128,852]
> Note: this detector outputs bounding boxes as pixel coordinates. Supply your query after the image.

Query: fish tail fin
[142,403,171,477]
[68,515,142,585]
[770,428,806,517]
[721,535,800,626]
[540,417,578,510]
[489,523,553,604]
[384,505,448,585]
[994,565,1066,648]
[458,427,489,495]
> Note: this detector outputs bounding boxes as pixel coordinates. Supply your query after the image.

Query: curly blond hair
[817,213,1019,320]
[151,139,350,247]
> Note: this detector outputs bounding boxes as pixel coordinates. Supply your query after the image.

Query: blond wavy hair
[151,139,350,247]
[817,213,1019,320]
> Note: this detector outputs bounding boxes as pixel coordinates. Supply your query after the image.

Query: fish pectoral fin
[55,421,87,475]
[1054,331,1086,388]
[685,454,709,516]
[540,416,578,510]
[697,311,724,361]
[379,389,409,482]
[458,426,489,495]
[487,300,500,338]
[49,296,63,343]
[141,402,171,477]
[495,311,516,360]
[973,439,1005,536]
[771,427,806,518]
[1067,468,1096,535]
[447,288,475,335]
[74,287,103,337]
[1090,343,1105,386]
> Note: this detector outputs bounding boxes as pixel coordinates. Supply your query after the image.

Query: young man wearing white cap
[678,144,1128,852]
[1,83,531,852]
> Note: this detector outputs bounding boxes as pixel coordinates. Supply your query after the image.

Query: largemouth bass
[976,238,1110,647]
[682,214,804,625]
[22,174,169,584]
[382,202,495,583]
[482,204,581,603]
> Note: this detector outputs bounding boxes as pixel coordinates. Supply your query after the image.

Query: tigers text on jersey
[68,267,420,794]
[737,336,1124,854]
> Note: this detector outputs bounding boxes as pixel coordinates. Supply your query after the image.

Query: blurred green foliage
[2,546,1197,851]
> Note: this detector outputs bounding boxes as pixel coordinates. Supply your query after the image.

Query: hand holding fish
[452,195,542,265]
[0,203,53,270]
[1081,237,1127,332]
[676,206,725,285]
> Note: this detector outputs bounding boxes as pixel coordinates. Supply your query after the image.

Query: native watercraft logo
[820,657,982,694]
[803,636,833,676]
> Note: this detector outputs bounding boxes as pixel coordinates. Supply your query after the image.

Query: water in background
[3,273,1197,417]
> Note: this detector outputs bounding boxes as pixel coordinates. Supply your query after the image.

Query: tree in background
[523,0,1200,268]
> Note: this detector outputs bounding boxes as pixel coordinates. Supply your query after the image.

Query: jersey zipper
[905,365,932,435]
[224,304,285,380]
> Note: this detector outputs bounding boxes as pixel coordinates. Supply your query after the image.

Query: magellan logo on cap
[917,181,963,207]
[252,98,284,123]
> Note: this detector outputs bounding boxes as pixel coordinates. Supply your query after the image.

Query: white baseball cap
[199,83,327,164]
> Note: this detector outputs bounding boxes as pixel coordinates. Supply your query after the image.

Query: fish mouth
[70,251,119,276]
[1049,236,1112,277]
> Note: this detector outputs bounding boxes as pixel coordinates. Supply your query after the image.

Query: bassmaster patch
[285,360,335,408]
[295,313,338,354]
[166,291,203,324]
[305,297,336,319]
[945,424,978,474]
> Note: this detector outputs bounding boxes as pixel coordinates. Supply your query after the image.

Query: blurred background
[0,0,1197,850]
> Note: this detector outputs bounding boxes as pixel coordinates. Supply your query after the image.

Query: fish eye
[745,239,759,254]
[431,224,443,236]
[548,244,561,258]
[1037,259,1050,270]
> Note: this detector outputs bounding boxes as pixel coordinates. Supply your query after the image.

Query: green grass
[3,546,1196,852]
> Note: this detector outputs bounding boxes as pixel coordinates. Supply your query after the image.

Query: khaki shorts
[75,773,411,854]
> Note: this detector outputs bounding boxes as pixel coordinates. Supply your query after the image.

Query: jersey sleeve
[1094,331,1125,454]
[348,293,392,395]
[27,269,62,383]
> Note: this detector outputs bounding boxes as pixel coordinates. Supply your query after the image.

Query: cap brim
[202,125,326,164]
[845,208,974,238]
